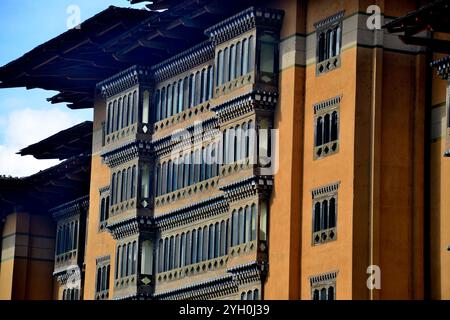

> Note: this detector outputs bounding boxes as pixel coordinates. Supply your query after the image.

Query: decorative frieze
[311,182,341,199]
[102,140,153,168]
[108,216,153,240]
[205,7,284,45]
[155,195,228,231]
[97,65,152,99]
[50,195,89,221]
[220,175,272,203]
[314,10,345,30]
[212,90,278,124]
[152,41,215,83]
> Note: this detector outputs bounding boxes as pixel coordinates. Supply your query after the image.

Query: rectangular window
[95,256,111,300]
[312,182,339,246]
[310,271,338,301]
[314,96,341,160]
[315,11,344,75]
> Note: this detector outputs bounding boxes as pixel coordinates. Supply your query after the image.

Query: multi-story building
[0,0,449,300]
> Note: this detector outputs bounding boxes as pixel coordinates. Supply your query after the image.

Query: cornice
[152,41,215,83]
[155,194,228,231]
[101,139,153,168]
[97,65,152,99]
[211,90,278,123]
[205,7,284,45]
[49,195,89,221]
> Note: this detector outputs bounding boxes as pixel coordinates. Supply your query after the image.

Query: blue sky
[0,0,146,177]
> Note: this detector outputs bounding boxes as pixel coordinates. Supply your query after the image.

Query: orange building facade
[0,0,449,300]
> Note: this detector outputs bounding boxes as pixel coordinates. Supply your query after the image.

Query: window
[315,12,344,75]
[95,256,110,300]
[314,96,341,159]
[311,271,338,300]
[240,289,260,300]
[312,182,339,245]
[99,187,110,231]
[258,32,277,84]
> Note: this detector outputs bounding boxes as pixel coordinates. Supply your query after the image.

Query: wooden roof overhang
[0,1,255,110]
[384,0,450,54]
[18,121,93,160]
[0,122,92,214]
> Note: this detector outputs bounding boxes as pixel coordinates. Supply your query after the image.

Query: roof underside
[0,122,93,213]
[385,0,450,53]
[0,1,255,109]
[18,121,93,160]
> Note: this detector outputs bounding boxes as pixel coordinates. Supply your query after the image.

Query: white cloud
[0,107,87,177]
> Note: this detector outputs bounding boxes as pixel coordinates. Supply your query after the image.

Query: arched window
[231,210,238,246]
[116,99,121,131]
[173,158,178,192]
[251,204,257,241]
[177,80,183,113]
[185,231,191,266]
[164,238,169,272]
[155,164,161,197]
[100,199,105,223]
[73,221,78,250]
[331,111,338,141]
[230,45,236,81]
[161,87,166,120]
[217,50,224,86]
[188,74,194,108]
[172,82,178,116]
[167,84,173,118]
[167,160,173,194]
[123,94,129,128]
[178,155,184,189]
[247,290,254,300]
[106,265,110,291]
[184,153,190,188]
[111,174,116,205]
[183,76,190,110]
[322,200,329,230]
[189,152,195,186]
[115,246,120,279]
[238,208,245,245]
[158,239,164,273]
[117,171,122,204]
[314,202,321,232]
[195,71,201,106]
[201,68,207,103]
[223,47,230,83]
[209,224,214,260]
[127,242,132,276]
[162,162,168,195]
[214,222,220,258]
[207,66,214,100]
[194,149,201,183]
[96,267,102,293]
[313,289,319,300]
[245,206,251,243]
[241,292,247,300]
[242,122,248,159]
[191,229,198,264]
[132,91,138,124]
[248,35,255,72]
[236,41,242,78]
[155,89,161,121]
[219,221,226,256]
[121,244,127,278]
[236,125,241,161]
[320,288,327,300]
[329,197,336,228]
[132,241,137,274]
[107,103,112,134]
[180,233,186,267]
[105,196,110,221]
[316,117,323,147]
[175,234,180,269]
[131,165,136,198]
[101,266,107,291]
[112,100,118,133]
[197,227,203,262]
[128,94,133,125]
[169,236,175,270]
[121,169,127,203]
[324,114,330,144]
[203,226,208,261]
[242,38,249,75]
[318,32,326,62]
[328,286,335,300]
[254,289,260,300]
